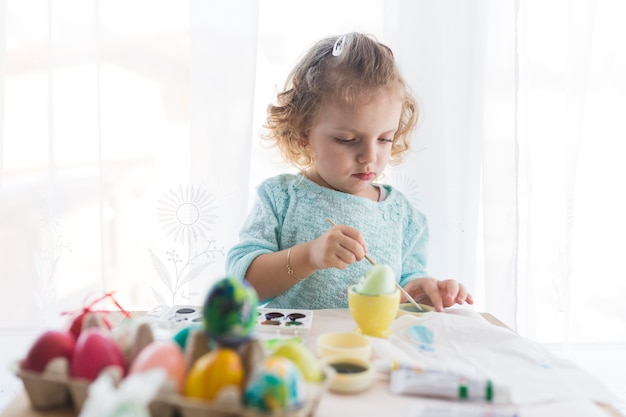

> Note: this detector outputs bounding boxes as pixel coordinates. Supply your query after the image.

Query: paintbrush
[326,217,425,312]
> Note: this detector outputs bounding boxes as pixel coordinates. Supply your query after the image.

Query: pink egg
[129,340,186,392]
[23,330,75,373]
[70,328,126,381]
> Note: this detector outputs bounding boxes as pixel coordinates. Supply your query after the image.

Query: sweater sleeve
[225,180,287,282]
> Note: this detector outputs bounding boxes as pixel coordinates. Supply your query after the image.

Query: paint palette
[255,308,314,335]
[145,304,204,324]
[143,305,204,339]
[143,305,314,341]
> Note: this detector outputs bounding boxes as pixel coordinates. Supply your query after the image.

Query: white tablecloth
[307,308,621,417]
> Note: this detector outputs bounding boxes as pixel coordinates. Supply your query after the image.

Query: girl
[226,33,473,311]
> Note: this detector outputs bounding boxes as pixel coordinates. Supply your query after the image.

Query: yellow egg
[184,347,244,401]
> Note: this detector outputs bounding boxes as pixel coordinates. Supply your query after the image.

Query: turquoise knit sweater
[225,174,429,309]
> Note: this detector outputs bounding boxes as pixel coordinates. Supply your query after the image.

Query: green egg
[172,324,203,350]
[202,277,259,348]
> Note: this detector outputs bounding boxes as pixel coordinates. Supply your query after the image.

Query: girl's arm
[245,241,314,300]
[245,224,368,300]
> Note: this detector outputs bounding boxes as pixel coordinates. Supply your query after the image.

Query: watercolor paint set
[255,308,314,335]
[142,305,314,341]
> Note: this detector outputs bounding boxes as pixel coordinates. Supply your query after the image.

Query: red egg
[68,310,112,339]
[70,328,126,381]
[129,340,186,392]
[22,330,76,373]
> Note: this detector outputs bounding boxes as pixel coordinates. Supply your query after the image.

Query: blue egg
[172,324,203,350]
[244,356,305,413]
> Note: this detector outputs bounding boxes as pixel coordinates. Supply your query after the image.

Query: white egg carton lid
[142,305,204,339]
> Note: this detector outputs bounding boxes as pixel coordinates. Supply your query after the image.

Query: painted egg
[244,356,305,413]
[272,341,324,383]
[202,277,258,348]
[22,330,75,373]
[70,328,126,381]
[184,347,244,401]
[173,324,203,350]
[129,340,186,392]
[68,310,112,339]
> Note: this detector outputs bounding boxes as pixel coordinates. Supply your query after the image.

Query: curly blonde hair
[263,32,419,169]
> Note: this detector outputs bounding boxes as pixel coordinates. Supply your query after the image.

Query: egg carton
[14,321,333,417]
[15,364,331,417]
[14,361,121,412]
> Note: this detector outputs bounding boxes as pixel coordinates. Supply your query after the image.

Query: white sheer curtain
[385,0,626,345]
[0,0,259,329]
[2,0,625,347]
[516,0,626,343]
[383,1,524,333]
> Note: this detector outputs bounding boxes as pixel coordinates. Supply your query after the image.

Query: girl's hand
[403,277,474,312]
[309,223,368,270]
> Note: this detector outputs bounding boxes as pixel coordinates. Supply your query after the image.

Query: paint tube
[378,359,510,403]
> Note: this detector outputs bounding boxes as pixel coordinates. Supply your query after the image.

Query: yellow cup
[347,285,400,338]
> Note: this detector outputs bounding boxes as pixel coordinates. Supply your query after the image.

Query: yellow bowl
[316,332,372,361]
[347,285,400,338]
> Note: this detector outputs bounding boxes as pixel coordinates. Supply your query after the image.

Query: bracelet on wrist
[287,247,306,282]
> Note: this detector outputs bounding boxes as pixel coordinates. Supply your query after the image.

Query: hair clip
[332,34,347,57]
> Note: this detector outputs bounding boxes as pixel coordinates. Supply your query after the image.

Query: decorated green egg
[202,277,259,348]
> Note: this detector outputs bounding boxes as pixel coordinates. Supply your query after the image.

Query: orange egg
[129,340,186,393]
[184,347,244,401]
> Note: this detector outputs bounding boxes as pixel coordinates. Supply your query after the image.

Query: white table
[2,309,622,417]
